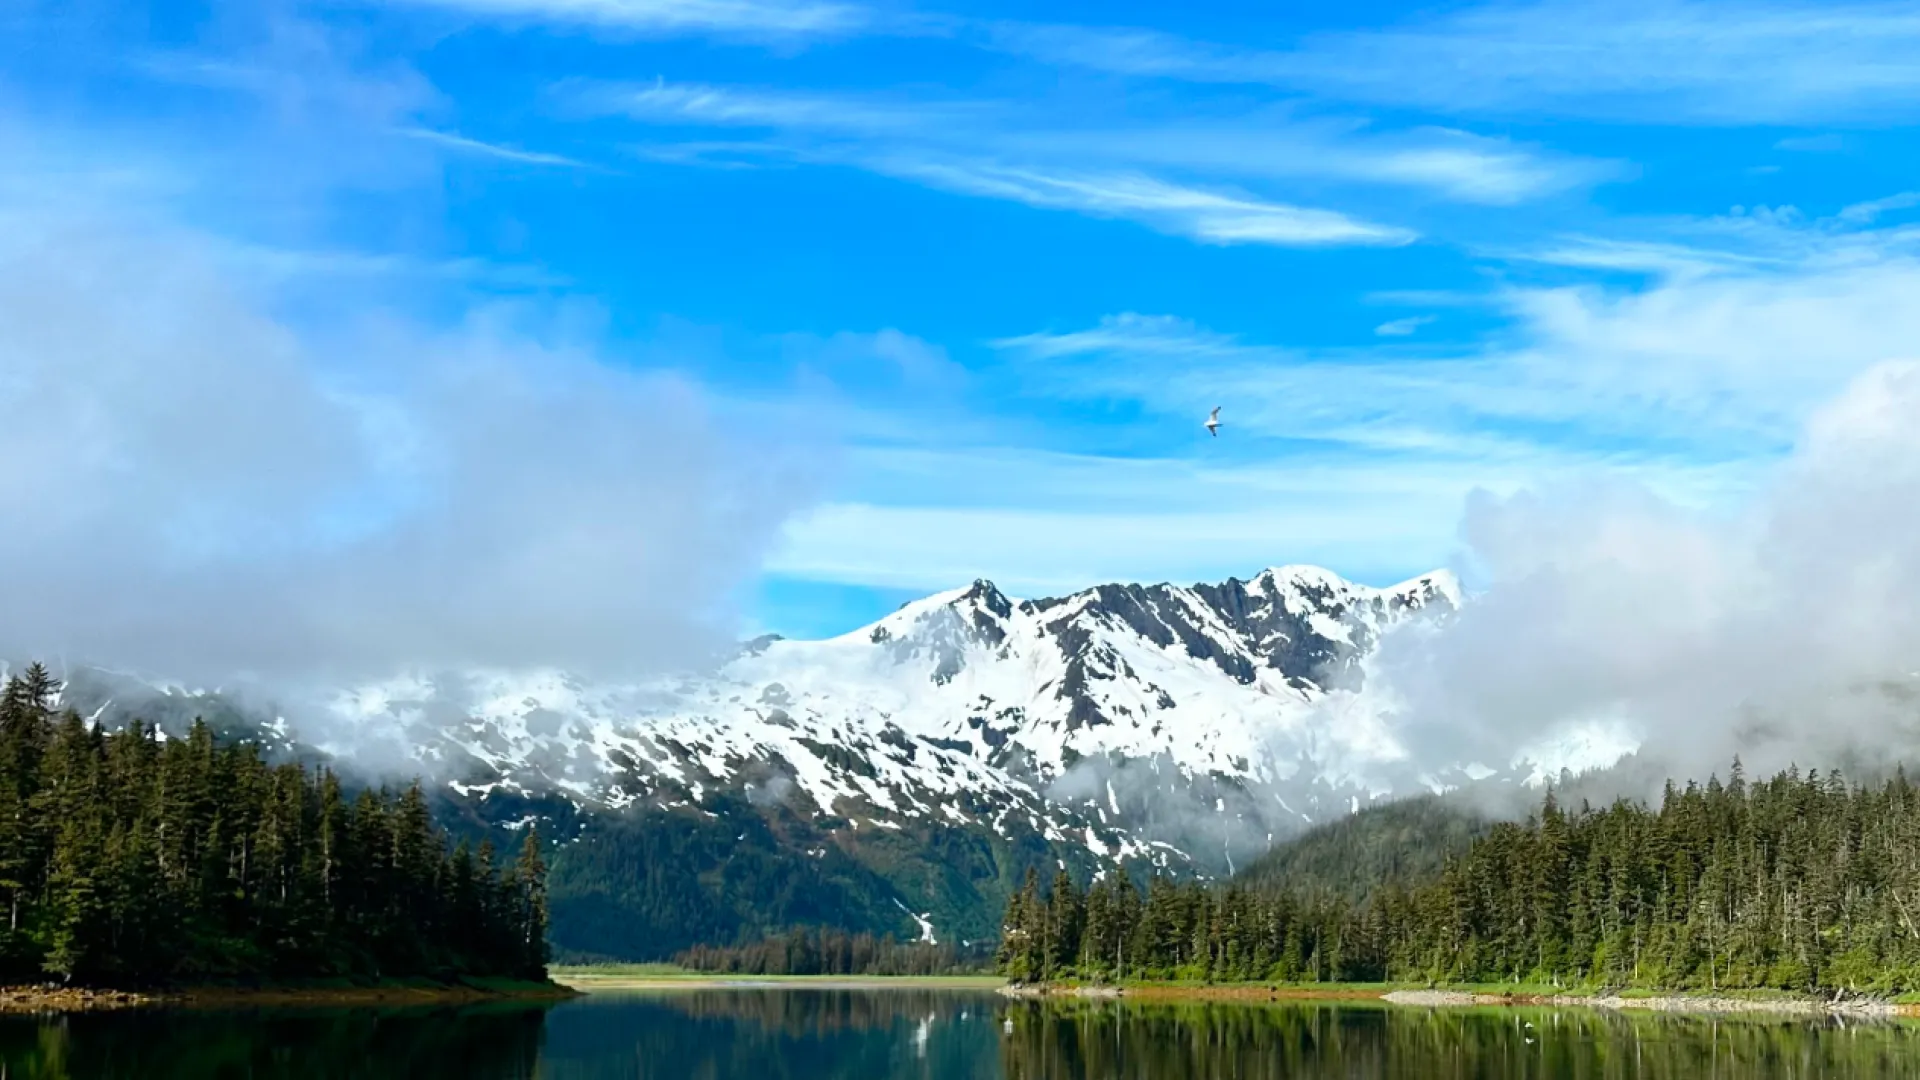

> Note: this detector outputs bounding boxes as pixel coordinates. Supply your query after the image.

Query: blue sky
[8,0,1920,653]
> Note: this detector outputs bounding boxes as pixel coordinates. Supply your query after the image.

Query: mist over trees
[0,663,550,985]
[1001,761,1920,992]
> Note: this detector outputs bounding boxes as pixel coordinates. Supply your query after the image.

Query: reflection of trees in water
[1000,1001,1920,1080]
[8,992,1918,1078]
[615,989,977,1037]
[0,1005,549,1080]
[537,990,1003,1080]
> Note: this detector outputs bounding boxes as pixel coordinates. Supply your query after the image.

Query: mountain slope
[1233,794,1488,903]
[53,564,1476,959]
[331,565,1468,954]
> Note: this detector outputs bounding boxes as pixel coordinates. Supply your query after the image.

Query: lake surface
[6,989,1920,1078]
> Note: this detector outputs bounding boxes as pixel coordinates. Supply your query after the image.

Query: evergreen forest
[0,663,551,986]
[999,761,1920,992]
[673,926,990,976]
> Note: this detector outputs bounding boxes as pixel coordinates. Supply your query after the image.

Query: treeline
[675,927,989,976]
[0,663,550,985]
[1000,761,1920,992]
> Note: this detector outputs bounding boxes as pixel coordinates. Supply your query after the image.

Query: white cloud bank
[0,215,819,685]
[1374,359,1920,788]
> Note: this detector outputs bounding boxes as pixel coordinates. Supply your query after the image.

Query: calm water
[5,990,1920,1078]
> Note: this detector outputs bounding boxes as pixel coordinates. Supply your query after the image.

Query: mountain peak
[737,633,785,658]
[1389,569,1463,611]
[959,578,1014,620]
[1256,564,1353,589]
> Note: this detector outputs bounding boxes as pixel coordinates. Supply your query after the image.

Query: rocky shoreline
[0,981,579,1013]
[0,987,158,1014]
[1001,983,1919,1017]
[1382,988,1908,1017]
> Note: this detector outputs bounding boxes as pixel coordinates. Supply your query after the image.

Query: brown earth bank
[1001,983,1920,1017]
[0,979,579,1013]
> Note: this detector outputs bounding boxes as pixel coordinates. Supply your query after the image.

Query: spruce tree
[514,827,550,978]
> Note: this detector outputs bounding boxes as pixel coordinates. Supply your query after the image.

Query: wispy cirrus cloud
[567,78,1631,247]
[379,0,1920,127]
[380,0,872,37]
[875,160,1415,247]
[993,121,1618,206]
[994,0,1920,125]
[397,127,586,167]
[1837,191,1920,225]
[1506,192,1920,279]
[995,208,1920,469]
[587,79,1605,206]
[1774,133,1849,153]
[1374,315,1436,336]
[761,212,1920,600]
[772,228,1920,599]
[582,79,976,133]
[574,79,1420,246]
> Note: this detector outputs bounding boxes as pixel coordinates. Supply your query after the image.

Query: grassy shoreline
[0,976,579,1013]
[23,960,1883,1022]
[550,964,1003,991]
[547,965,1920,1017]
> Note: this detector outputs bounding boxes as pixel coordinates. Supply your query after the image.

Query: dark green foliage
[673,926,990,975]
[1004,762,1920,992]
[542,802,913,962]
[0,665,551,986]
[0,1003,550,1078]
[1235,795,1486,903]
[544,784,1099,962]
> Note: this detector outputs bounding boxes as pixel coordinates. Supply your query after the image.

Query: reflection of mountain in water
[5,992,1920,1078]
[539,990,1002,1080]
[570,987,982,1036]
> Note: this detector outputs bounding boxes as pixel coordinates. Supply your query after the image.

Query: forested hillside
[0,664,551,986]
[674,927,990,976]
[1001,761,1920,992]
[1234,794,1485,903]
[543,788,1084,962]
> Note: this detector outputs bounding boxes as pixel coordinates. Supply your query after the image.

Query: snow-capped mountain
[52,565,1473,956]
[336,566,1465,863]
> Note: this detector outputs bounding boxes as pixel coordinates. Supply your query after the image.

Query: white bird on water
[1205,406,1221,437]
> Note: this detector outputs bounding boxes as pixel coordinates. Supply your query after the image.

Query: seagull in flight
[1205,406,1221,437]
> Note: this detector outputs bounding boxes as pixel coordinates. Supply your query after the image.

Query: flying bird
[1205,406,1221,437]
